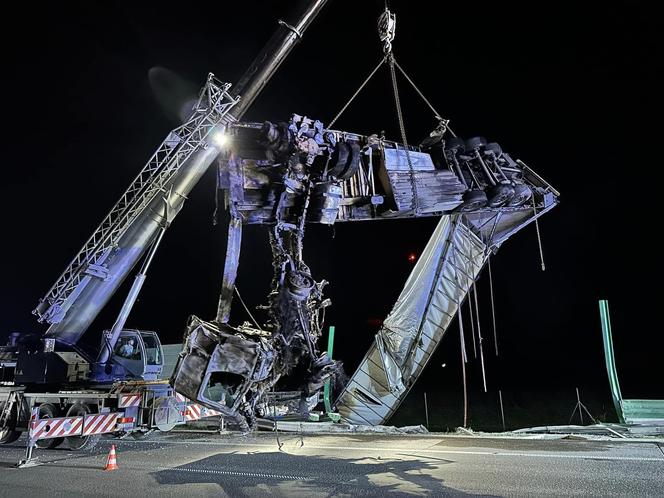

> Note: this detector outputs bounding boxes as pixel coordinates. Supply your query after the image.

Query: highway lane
[1,432,663,497]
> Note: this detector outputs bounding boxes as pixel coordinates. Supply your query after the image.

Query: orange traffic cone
[104,444,119,471]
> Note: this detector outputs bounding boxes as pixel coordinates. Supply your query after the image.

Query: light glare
[212,131,229,148]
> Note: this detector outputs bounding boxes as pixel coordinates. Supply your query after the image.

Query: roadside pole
[323,326,336,414]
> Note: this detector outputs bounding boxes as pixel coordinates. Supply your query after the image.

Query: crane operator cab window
[141,333,162,366]
[114,337,141,360]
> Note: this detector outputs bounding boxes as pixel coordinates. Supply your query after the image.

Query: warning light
[408,253,417,263]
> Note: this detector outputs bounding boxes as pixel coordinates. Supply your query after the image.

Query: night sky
[2,1,661,421]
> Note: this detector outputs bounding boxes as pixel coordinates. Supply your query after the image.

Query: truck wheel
[328,142,350,177]
[65,403,99,451]
[338,141,361,180]
[507,183,533,206]
[444,136,465,153]
[419,134,443,149]
[488,183,515,207]
[460,190,488,211]
[464,136,487,151]
[35,403,64,449]
[0,401,21,444]
[484,142,502,156]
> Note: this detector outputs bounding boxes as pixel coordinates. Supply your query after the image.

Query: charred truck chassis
[171,114,558,429]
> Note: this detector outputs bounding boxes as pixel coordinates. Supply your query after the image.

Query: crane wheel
[0,401,21,444]
[0,427,20,444]
[35,403,64,449]
[65,403,99,451]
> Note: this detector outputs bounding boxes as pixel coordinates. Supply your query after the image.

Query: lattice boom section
[34,75,238,323]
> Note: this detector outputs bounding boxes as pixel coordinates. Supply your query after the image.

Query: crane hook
[377,8,397,54]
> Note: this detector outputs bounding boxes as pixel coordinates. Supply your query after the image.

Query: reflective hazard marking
[185,404,222,420]
[175,393,222,421]
[119,393,142,408]
[82,413,120,436]
[202,407,222,418]
[30,416,84,440]
[185,404,201,421]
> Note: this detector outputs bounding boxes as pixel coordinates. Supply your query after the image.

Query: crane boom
[33,0,329,346]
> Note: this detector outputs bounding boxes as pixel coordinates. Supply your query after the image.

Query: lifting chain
[388,53,420,213]
[379,7,419,213]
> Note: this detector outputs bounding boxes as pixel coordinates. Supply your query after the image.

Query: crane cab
[109,329,164,381]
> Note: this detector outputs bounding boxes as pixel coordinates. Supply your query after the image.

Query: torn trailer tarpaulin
[377,215,485,391]
[336,215,486,425]
[376,215,462,392]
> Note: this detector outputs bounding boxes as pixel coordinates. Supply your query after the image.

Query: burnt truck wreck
[171,114,559,429]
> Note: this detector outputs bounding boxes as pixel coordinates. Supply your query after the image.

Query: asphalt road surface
[1,432,663,497]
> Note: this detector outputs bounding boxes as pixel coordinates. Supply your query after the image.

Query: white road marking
[155,466,307,480]
[121,439,664,463]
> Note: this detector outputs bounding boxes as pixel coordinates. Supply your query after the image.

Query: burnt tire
[487,183,515,207]
[444,137,466,153]
[464,136,487,151]
[420,134,443,149]
[65,403,99,451]
[460,190,488,211]
[35,403,64,449]
[338,141,361,180]
[484,142,502,156]
[507,183,533,206]
[286,270,314,301]
[328,142,350,177]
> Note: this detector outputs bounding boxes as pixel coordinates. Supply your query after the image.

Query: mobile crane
[0,0,329,457]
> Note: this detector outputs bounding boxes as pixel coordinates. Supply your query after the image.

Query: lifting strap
[532,197,546,271]
[328,6,460,214]
[488,255,499,356]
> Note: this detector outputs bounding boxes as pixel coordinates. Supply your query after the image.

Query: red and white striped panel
[82,413,119,436]
[119,393,142,408]
[30,416,84,440]
[184,403,222,420]
[201,407,222,418]
[175,393,189,403]
[184,404,202,421]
